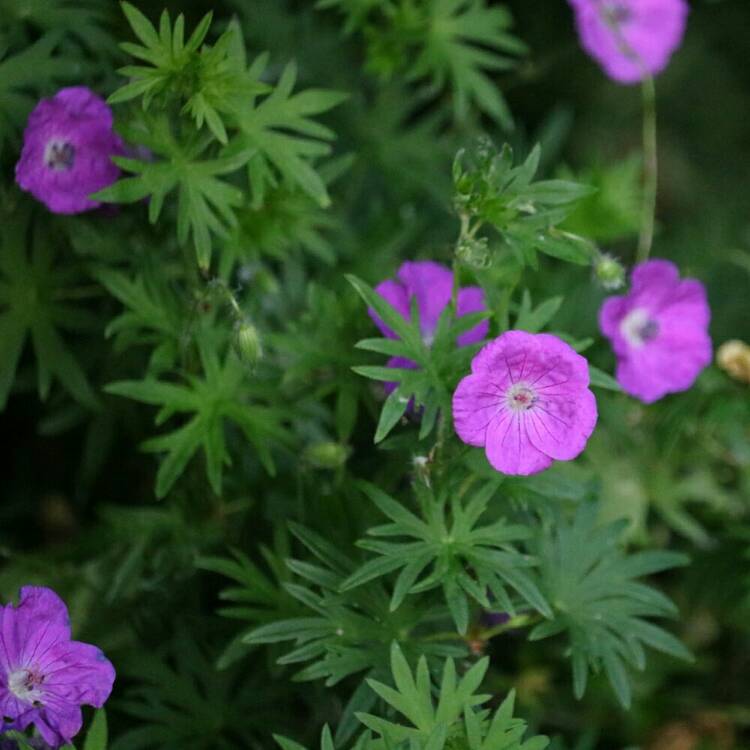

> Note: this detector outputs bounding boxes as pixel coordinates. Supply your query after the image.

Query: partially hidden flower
[599,259,712,403]
[0,586,116,748]
[452,331,597,476]
[15,87,124,214]
[568,0,689,84]
[369,260,489,391]
[716,340,750,385]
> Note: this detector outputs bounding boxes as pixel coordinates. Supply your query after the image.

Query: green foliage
[0,34,80,155]
[84,711,109,750]
[561,155,642,243]
[240,523,464,690]
[228,57,347,209]
[530,505,692,708]
[112,4,265,143]
[0,206,98,410]
[111,634,281,750]
[453,140,595,268]
[318,0,525,128]
[106,335,290,497]
[358,642,548,750]
[342,481,550,634]
[410,0,526,128]
[93,117,250,269]
[100,4,344,267]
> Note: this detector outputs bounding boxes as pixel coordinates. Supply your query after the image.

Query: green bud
[233,319,262,366]
[456,235,491,269]
[594,254,626,290]
[304,441,350,469]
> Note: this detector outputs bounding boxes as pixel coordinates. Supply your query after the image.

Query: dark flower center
[44,140,76,171]
[620,307,660,347]
[638,318,660,342]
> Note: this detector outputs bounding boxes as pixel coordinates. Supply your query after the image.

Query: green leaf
[83,710,108,750]
[533,505,689,707]
[588,365,622,392]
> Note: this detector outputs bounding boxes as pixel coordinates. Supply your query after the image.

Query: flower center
[8,667,44,704]
[43,139,76,171]
[506,383,537,412]
[620,307,660,347]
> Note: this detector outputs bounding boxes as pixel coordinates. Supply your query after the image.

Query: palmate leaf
[530,505,692,708]
[358,643,548,750]
[0,207,98,410]
[240,521,465,743]
[228,56,347,208]
[112,4,266,143]
[93,116,250,269]
[411,0,527,128]
[105,336,290,497]
[342,482,550,634]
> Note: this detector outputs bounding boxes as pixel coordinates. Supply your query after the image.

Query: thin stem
[638,75,658,262]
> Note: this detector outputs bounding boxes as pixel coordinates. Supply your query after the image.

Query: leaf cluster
[106,334,291,497]
[341,482,551,634]
[318,0,526,128]
[100,4,345,267]
[530,505,692,708]
[453,139,595,268]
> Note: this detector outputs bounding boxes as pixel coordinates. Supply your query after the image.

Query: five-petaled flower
[452,331,598,475]
[568,0,689,84]
[369,260,489,391]
[599,259,712,403]
[15,87,124,214]
[0,586,115,748]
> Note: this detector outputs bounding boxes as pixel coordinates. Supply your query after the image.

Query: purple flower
[452,331,598,476]
[369,261,489,391]
[0,587,115,748]
[599,259,711,403]
[568,0,688,84]
[15,87,124,214]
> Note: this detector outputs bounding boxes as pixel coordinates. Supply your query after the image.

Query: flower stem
[638,74,658,263]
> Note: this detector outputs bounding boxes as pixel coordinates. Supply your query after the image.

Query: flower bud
[717,340,750,384]
[456,235,491,269]
[233,319,262,367]
[304,441,350,469]
[594,253,626,290]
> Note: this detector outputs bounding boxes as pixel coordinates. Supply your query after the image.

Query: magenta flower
[452,331,597,476]
[568,0,689,84]
[369,261,489,390]
[15,87,124,214]
[0,586,115,748]
[599,259,711,403]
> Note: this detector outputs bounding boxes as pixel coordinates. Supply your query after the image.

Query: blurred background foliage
[0,0,748,748]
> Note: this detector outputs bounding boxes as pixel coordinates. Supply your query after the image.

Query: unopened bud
[717,340,750,384]
[594,253,626,290]
[304,441,350,469]
[233,319,262,366]
[456,235,491,269]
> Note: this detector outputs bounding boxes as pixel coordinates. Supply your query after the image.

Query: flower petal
[456,286,489,346]
[452,373,508,447]
[485,412,552,476]
[526,389,598,460]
